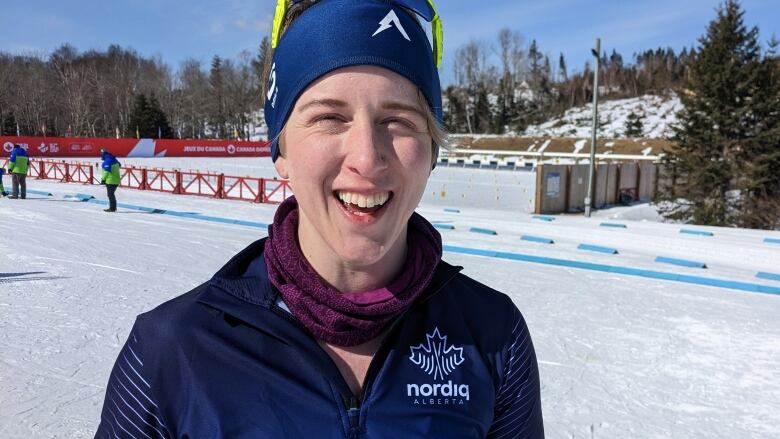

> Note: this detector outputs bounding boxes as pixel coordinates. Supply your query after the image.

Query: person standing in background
[8,144,28,199]
[100,149,121,212]
[0,168,8,197]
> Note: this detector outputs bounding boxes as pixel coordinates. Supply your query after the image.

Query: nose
[343,118,390,178]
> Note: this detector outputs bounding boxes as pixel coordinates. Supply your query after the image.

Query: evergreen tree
[659,0,780,228]
[494,87,510,133]
[473,87,491,133]
[527,40,543,88]
[148,94,174,139]
[442,86,466,133]
[736,34,780,228]
[252,37,271,94]
[128,94,151,138]
[1,113,17,136]
[624,110,645,137]
[129,93,174,138]
[209,55,226,138]
[558,53,568,82]
[253,38,270,79]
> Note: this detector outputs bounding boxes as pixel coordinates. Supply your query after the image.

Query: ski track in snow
[34,257,143,274]
[1,161,779,439]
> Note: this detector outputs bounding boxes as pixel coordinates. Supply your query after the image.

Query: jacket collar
[197,238,463,329]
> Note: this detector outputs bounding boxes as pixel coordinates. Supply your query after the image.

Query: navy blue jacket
[95,239,543,438]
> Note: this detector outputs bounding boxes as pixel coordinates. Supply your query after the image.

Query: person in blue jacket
[99,149,121,212]
[95,1,543,438]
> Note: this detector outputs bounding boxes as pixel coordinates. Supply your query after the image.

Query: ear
[274,154,289,180]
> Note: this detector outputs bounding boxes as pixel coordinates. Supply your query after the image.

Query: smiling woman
[94,1,543,438]
[276,66,436,293]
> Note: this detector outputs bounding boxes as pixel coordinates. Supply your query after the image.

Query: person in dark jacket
[100,149,121,212]
[8,144,28,199]
[95,1,543,438]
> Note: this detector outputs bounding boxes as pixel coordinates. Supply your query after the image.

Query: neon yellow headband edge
[427,0,443,69]
[271,0,288,49]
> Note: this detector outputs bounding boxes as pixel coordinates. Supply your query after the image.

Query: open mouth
[335,190,393,217]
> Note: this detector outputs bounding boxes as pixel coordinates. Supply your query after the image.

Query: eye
[383,117,418,130]
[308,114,349,134]
[312,114,344,125]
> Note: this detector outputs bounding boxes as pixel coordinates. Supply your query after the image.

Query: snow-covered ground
[1,162,779,438]
[521,93,683,139]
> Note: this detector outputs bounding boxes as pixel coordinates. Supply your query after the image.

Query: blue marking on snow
[88,199,162,213]
[600,222,627,228]
[655,256,707,269]
[680,229,714,237]
[764,238,780,244]
[78,196,270,229]
[66,193,95,201]
[521,235,554,244]
[532,215,555,222]
[442,245,780,296]
[26,190,53,197]
[444,208,461,213]
[432,223,455,230]
[233,219,270,229]
[163,210,195,218]
[470,227,497,235]
[578,243,618,254]
[756,272,780,282]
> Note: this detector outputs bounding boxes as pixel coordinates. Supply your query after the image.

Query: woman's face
[275,65,433,269]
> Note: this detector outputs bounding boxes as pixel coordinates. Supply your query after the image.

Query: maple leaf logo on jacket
[409,327,465,381]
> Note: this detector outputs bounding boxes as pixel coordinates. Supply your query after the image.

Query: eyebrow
[381,101,425,117]
[296,98,348,113]
[296,98,424,116]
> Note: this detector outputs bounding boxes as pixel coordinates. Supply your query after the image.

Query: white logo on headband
[372,10,410,41]
[267,62,279,109]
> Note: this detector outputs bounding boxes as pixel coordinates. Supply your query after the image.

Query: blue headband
[264,0,443,161]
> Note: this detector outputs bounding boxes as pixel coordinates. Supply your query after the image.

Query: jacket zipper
[347,396,360,429]
[268,304,363,435]
[340,268,462,433]
[265,267,462,436]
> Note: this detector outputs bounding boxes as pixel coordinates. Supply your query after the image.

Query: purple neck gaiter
[263,196,443,347]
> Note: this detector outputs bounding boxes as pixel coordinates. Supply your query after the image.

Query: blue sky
[2,0,778,84]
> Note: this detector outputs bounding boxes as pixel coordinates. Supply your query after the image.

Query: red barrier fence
[1,136,270,158]
[2,159,292,204]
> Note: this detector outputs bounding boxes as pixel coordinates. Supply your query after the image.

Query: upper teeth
[337,191,390,208]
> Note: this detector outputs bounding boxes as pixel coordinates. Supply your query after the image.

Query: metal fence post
[140,168,148,190]
[174,170,182,194]
[217,173,225,199]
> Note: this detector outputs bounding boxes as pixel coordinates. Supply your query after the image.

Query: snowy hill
[521,93,683,139]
